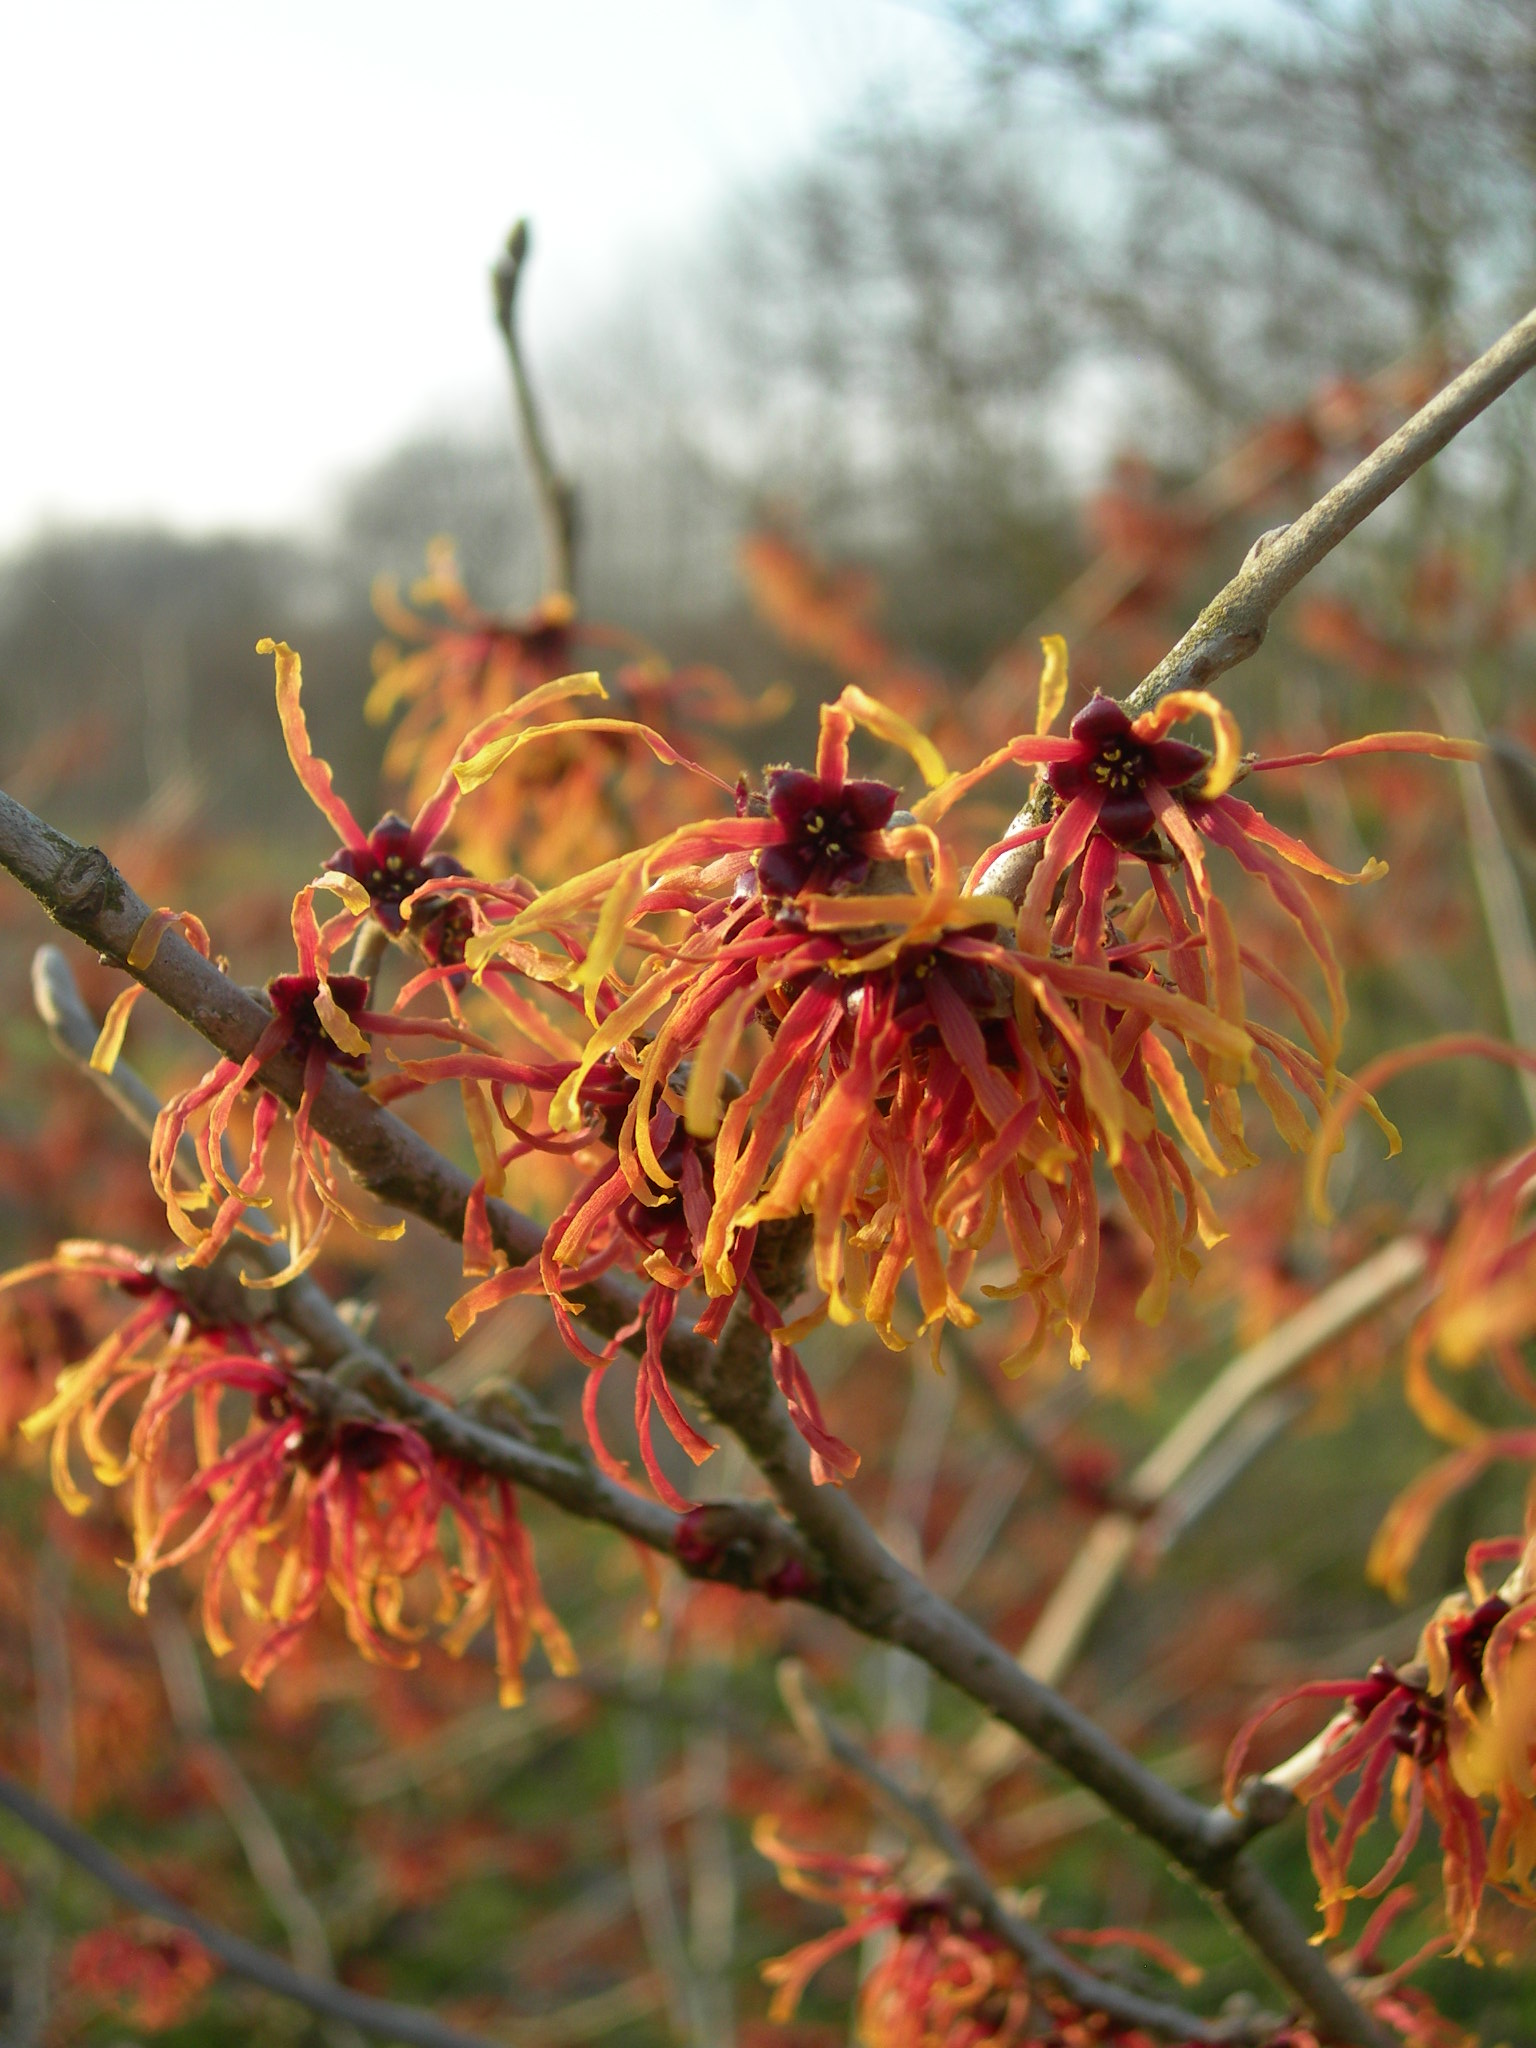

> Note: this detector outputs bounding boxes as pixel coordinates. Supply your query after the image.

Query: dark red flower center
[1349,1659,1445,1764]
[1445,1595,1509,1701]
[1046,694,1208,847]
[326,815,468,933]
[266,972,371,1073]
[756,768,899,899]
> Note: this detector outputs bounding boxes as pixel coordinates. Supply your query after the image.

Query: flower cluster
[754,1820,1201,2047]
[453,651,1467,1399]
[367,540,783,879]
[1225,1527,1536,1948]
[7,1245,570,1703]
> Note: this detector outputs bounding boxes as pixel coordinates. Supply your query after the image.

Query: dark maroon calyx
[288,1415,394,1476]
[505,602,574,675]
[1047,693,1208,847]
[413,893,475,972]
[756,767,899,898]
[325,814,468,933]
[1347,1658,1446,1765]
[1446,1595,1510,1700]
[889,940,1004,1031]
[577,1057,641,1150]
[266,973,371,1073]
[673,1504,820,1599]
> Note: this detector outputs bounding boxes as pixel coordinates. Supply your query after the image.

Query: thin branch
[492,221,578,600]
[696,1304,1389,2048]
[27,939,814,1597]
[971,340,1446,736]
[973,307,1536,906]
[147,1597,339,1988]
[10,1542,75,2047]
[0,1770,508,2048]
[987,1236,1428,1710]
[2,808,1385,2045]
[1430,676,1536,1130]
[778,1664,1279,2047]
[619,1619,706,2047]
[1125,306,1536,715]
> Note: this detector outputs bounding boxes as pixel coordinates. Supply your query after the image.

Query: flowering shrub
[1,254,1534,2048]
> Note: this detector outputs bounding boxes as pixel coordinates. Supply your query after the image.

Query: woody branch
[977,303,1536,906]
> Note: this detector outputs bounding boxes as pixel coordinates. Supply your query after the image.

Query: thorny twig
[2,812,1388,2044]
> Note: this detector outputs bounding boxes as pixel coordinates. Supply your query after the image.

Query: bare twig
[778,1665,1280,2046]
[492,221,578,600]
[969,1235,1428,1750]
[1430,677,1536,1129]
[0,1770,508,2048]
[619,1619,707,2047]
[697,1305,1387,2048]
[1125,306,1536,715]
[29,940,807,1591]
[10,1542,75,2047]
[1,806,1385,2045]
[971,342,1449,735]
[973,308,1536,906]
[147,1598,339,1986]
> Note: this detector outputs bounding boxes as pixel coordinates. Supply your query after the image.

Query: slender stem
[11,1543,74,2047]
[698,1307,1388,2047]
[1125,306,1536,715]
[0,1770,505,2048]
[970,1237,1427,1755]
[27,939,813,1595]
[492,220,578,600]
[973,308,1536,906]
[148,1597,339,1988]
[971,339,1445,735]
[1431,676,1536,1129]
[779,1665,1279,2046]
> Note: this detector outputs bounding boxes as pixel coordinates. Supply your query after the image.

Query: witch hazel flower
[4,1240,260,1515]
[1021,655,1477,1062]
[1221,1524,1536,1950]
[143,887,453,1284]
[365,540,763,880]
[754,1817,1202,2046]
[124,1349,575,1701]
[471,684,1241,1365]
[367,538,580,741]
[265,633,648,949]
[421,1052,859,1507]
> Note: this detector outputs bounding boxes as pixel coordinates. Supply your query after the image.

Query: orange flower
[755,1819,1199,2046]
[1223,1531,1536,1949]
[69,1920,216,2031]
[126,1349,573,1702]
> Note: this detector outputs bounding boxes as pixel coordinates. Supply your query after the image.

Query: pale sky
[1,0,963,546]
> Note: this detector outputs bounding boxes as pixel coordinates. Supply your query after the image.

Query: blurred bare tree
[698,0,1536,669]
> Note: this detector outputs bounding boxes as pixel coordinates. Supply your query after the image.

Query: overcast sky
[1,0,963,547]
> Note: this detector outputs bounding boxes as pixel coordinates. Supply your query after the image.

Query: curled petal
[1132,686,1243,797]
[260,637,369,851]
